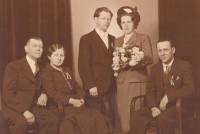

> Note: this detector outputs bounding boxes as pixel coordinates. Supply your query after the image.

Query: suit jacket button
[32,85,35,88]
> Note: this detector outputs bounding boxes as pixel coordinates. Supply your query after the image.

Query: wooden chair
[130,95,200,134]
[84,93,110,116]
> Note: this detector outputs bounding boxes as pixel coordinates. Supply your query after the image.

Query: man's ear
[94,17,98,23]
[24,45,28,53]
[172,47,176,54]
[48,56,51,60]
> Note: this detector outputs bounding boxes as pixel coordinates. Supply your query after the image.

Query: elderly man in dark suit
[130,38,195,134]
[3,37,59,134]
[78,7,115,126]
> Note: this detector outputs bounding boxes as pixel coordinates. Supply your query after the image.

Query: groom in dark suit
[3,37,59,134]
[78,7,115,125]
[130,38,195,134]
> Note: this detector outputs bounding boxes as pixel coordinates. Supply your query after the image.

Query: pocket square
[111,43,114,48]
[176,76,180,80]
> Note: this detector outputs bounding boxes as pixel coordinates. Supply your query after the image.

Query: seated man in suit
[2,37,59,134]
[130,38,195,134]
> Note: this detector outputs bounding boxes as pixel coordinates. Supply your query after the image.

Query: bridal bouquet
[112,43,144,77]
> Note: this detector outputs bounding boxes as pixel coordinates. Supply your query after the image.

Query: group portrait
[0,0,200,134]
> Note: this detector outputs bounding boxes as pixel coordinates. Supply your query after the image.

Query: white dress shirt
[26,55,37,74]
[162,58,174,73]
[95,28,108,48]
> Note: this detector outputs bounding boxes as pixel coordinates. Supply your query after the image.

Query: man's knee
[15,118,27,128]
[131,110,142,122]
[156,113,172,126]
[8,116,28,133]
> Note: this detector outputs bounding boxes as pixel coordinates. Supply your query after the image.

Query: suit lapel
[116,36,124,48]
[160,59,178,88]
[167,59,178,85]
[22,58,35,83]
[156,63,164,91]
[108,34,114,55]
[125,32,137,48]
[92,30,109,54]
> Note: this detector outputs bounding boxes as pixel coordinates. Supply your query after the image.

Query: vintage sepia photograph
[0,0,200,134]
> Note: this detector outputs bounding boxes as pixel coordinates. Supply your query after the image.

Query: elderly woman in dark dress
[41,44,112,134]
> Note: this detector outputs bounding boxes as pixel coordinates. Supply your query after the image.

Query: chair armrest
[85,94,109,115]
[176,95,200,132]
[49,98,64,124]
[130,95,146,114]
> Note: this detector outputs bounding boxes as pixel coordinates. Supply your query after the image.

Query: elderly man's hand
[37,93,48,106]
[23,110,35,125]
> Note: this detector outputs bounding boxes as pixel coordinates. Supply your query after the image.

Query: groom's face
[95,11,112,32]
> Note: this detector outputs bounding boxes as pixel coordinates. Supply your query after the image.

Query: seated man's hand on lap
[151,107,161,117]
[23,110,35,125]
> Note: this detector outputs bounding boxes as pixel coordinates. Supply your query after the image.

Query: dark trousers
[130,106,177,134]
[4,105,59,134]
[85,82,116,128]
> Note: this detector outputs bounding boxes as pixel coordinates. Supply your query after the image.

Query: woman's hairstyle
[93,7,113,18]
[117,6,140,30]
[47,44,66,57]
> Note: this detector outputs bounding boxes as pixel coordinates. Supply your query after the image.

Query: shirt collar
[95,28,108,38]
[26,55,36,67]
[50,63,62,72]
[162,58,174,67]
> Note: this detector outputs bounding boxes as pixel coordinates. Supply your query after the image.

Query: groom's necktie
[164,65,171,87]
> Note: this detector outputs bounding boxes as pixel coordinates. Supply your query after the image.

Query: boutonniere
[170,75,180,85]
[175,76,180,81]
[111,43,114,48]
[170,76,175,85]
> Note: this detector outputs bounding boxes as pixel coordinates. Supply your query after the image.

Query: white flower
[137,54,143,61]
[113,66,120,71]
[113,56,120,62]
[139,51,144,58]
[119,48,125,53]
[129,59,137,66]
[114,72,118,77]
[131,55,137,60]
[113,51,119,56]
[132,47,139,54]
[121,56,128,62]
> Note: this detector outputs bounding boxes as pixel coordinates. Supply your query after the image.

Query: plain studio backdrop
[70,0,159,86]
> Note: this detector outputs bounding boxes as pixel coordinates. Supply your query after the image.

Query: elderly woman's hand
[69,98,82,107]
